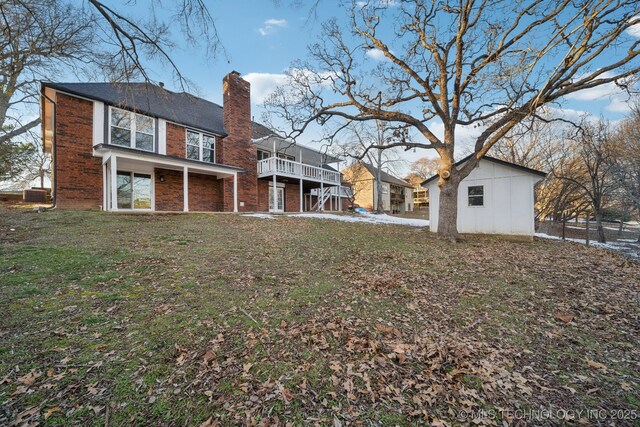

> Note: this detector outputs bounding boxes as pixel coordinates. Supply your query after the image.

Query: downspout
[41,85,57,209]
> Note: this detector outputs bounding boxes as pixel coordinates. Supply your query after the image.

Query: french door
[269,187,284,212]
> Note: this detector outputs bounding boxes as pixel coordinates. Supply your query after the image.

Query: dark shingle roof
[43,82,227,136]
[252,121,276,139]
[421,154,547,187]
[361,163,413,188]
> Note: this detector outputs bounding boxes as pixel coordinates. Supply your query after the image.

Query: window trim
[257,149,271,161]
[185,129,216,163]
[108,107,156,152]
[467,185,484,207]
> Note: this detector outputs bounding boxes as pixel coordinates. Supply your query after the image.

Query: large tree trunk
[437,177,460,239]
[375,171,384,214]
[594,211,606,243]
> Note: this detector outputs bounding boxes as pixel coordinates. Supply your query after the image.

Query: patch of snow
[618,238,639,243]
[242,213,276,220]
[535,232,639,260]
[289,212,430,227]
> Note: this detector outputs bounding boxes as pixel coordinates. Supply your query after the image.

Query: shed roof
[421,154,547,187]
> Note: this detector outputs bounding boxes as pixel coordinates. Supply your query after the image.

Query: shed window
[468,185,484,206]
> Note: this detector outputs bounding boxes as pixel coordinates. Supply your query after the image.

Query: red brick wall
[166,122,186,158]
[257,180,269,212]
[221,72,257,212]
[54,93,103,209]
[257,180,302,212]
[155,168,183,211]
[189,172,223,211]
[285,183,300,212]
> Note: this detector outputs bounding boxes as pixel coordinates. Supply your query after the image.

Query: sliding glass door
[117,171,152,209]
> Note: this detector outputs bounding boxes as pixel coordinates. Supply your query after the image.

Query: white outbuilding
[422,155,546,237]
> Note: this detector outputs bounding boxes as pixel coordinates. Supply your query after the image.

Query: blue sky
[61,1,640,174]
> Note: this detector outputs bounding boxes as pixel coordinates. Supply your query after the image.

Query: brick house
[40,72,350,213]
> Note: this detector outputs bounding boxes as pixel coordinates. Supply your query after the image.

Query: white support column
[102,161,107,211]
[233,172,238,213]
[183,166,189,212]
[110,155,118,211]
[272,173,277,212]
[338,162,342,211]
[299,148,303,212]
[320,179,324,211]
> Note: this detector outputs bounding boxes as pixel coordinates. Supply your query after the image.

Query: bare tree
[1,0,224,184]
[87,0,225,85]
[555,119,617,243]
[0,0,98,148]
[265,0,640,239]
[341,120,405,213]
[609,105,640,240]
[409,157,439,182]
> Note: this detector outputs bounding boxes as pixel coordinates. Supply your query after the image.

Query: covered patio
[94,144,243,212]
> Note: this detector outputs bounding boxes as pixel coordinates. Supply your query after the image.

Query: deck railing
[257,157,340,185]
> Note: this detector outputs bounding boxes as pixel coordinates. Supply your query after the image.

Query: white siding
[158,119,167,155]
[92,101,104,146]
[428,181,440,231]
[404,188,414,212]
[427,159,541,236]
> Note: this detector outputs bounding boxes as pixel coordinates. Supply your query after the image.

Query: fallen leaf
[555,314,574,324]
[44,406,62,420]
[585,359,607,371]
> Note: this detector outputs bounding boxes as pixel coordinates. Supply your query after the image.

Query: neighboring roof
[360,163,414,188]
[421,154,547,187]
[252,122,342,165]
[252,122,275,140]
[42,82,227,136]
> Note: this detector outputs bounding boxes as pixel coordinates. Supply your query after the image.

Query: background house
[423,155,546,236]
[342,162,414,213]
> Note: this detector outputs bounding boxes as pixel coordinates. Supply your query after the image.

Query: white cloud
[356,0,398,8]
[626,15,640,38]
[563,71,636,114]
[244,68,337,105]
[243,72,289,104]
[366,48,389,61]
[257,18,287,36]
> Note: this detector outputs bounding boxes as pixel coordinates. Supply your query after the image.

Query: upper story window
[186,130,216,163]
[110,107,155,152]
[277,153,295,162]
[382,183,389,194]
[257,149,270,161]
[468,185,484,206]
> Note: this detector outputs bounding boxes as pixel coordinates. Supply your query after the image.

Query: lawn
[1,208,639,426]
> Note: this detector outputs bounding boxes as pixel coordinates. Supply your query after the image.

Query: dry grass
[1,207,639,426]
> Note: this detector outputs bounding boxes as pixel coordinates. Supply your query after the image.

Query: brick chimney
[220,71,257,211]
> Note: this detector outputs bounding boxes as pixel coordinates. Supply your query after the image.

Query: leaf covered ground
[1,208,639,426]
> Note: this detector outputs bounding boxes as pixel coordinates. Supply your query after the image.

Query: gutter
[40,85,57,209]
